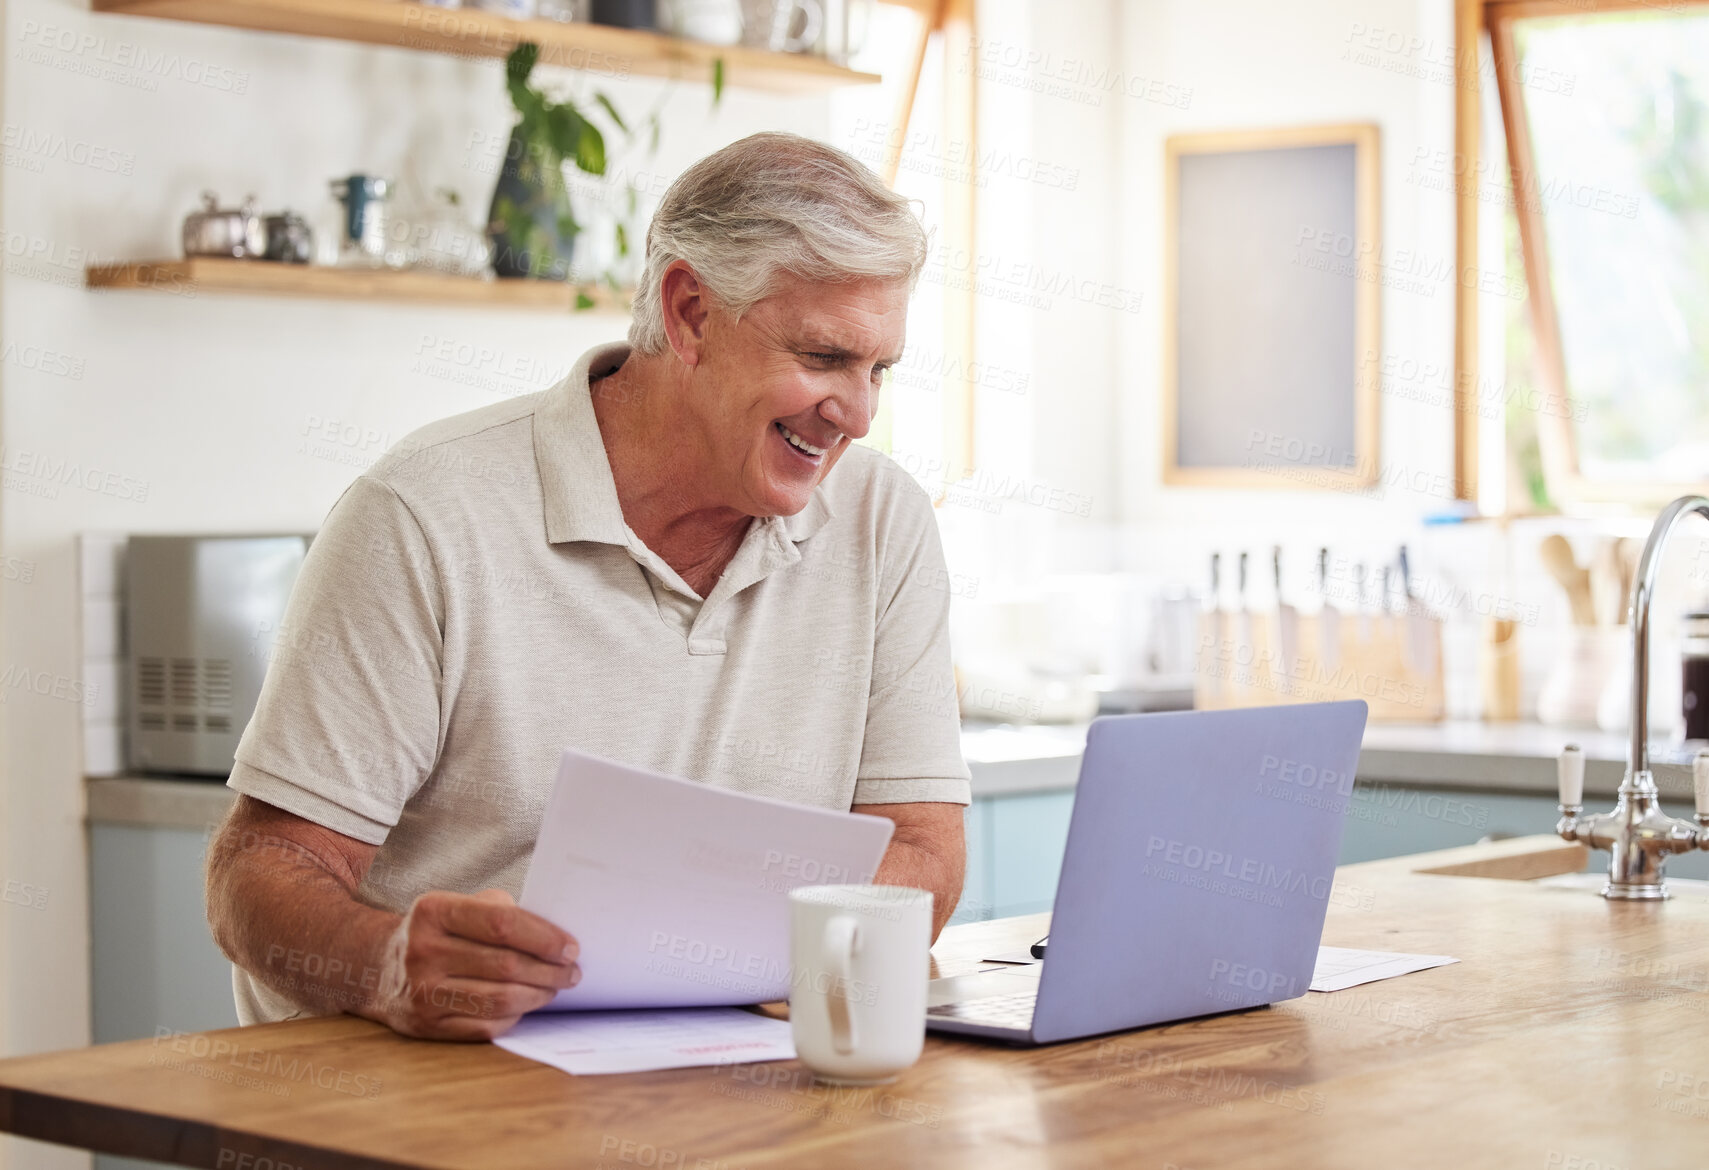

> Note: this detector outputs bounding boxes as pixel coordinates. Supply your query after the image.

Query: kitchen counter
[8,835,1707,1169]
[86,775,234,829]
[86,717,1705,829]
[965,717,1704,801]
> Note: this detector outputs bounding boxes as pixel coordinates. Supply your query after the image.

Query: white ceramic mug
[740,0,822,53]
[788,884,931,1084]
[659,0,742,44]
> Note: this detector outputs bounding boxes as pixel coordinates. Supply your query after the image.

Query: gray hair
[627,132,929,355]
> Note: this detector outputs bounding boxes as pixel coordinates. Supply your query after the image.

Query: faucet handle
[1695,751,1709,824]
[1558,744,1584,810]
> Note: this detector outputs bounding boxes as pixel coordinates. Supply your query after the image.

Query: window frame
[1458,0,1709,511]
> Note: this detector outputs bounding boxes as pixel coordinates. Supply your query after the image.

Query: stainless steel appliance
[181,192,267,259]
[262,211,314,264]
[126,535,312,776]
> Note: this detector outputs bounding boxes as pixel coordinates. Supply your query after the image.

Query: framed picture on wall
[1163,123,1381,489]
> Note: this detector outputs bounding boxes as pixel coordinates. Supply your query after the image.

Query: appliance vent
[203,659,233,709]
[172,713,198,732]
[170,658,198,707]
[138,712,166,730]
[205,715,232,733]
[137,658,167,707]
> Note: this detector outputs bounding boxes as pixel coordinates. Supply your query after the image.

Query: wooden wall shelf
[86,258,631,314]
[90,0,881,92]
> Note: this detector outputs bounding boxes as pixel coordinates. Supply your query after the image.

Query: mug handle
[779,0,823,52]
[822,914,860,1056]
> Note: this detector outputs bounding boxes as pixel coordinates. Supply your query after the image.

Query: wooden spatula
[1539,534,1595,626]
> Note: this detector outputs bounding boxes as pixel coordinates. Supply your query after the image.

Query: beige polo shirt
[228,341,970,1024]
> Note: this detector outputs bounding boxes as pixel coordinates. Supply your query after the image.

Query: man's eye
[805,352,844,365]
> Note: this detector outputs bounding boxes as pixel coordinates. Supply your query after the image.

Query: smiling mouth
[775,421,831,461]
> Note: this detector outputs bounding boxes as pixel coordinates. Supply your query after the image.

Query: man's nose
[818,373,875,441]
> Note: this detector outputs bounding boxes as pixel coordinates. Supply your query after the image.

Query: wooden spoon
[1588,538,1623,626]
[1539,534,1595,625]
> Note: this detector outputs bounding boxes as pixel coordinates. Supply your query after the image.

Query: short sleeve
[852,485,972,806]
[228,475,444,844]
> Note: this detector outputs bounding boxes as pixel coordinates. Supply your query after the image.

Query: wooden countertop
[4,836,1706,1169]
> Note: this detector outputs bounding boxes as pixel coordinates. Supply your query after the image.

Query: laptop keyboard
[927,991,1038,1028]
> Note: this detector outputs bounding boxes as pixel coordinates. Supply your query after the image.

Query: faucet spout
[1557,497,1709,899]
[1627,496,1709,777]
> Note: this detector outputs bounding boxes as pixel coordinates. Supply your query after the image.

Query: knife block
[1195,610,1445,722]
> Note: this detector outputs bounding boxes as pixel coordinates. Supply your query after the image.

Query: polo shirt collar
[534,341,837,548]
[535,341,632,546]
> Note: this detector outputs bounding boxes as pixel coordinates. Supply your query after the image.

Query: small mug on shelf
[739,0,822,53]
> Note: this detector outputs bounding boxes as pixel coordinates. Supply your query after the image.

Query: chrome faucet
[1557,496,1709,899]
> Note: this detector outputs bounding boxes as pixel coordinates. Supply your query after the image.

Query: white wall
[1111,0,1458,568]
[0,3,827,1165]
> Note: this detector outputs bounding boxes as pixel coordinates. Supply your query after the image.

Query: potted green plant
[487,42,723,301]
[487,43,615,283]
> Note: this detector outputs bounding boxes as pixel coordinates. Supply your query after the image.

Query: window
[1482,1,1709,508]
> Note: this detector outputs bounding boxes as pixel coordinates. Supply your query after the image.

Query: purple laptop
[926,701,1369,1044]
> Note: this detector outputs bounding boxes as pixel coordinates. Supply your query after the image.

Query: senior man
[205,132,970,1041]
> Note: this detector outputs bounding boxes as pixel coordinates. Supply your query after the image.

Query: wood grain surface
[91,0,881,93]
[85,259,629,314]
[3,836,1707,1169]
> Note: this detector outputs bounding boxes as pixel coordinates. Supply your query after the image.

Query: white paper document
[1310,946,1459,993]
[497,1007,796,1075]
[519,749,894,1010]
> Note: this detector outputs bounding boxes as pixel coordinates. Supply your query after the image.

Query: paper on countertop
[1309,946,1458,992]
[978,945,1460,993]
[496,1007,795,1076]
[520,749,894,1010]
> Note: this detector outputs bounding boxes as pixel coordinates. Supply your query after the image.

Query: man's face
[687,272,908,518]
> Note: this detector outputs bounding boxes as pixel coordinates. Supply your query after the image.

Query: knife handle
[1695,751,1709,825]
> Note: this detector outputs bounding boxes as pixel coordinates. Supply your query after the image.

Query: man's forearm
[872,835,965,942]
[206,829,402,1019]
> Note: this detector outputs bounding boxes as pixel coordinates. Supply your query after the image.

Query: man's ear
[660,260,711,367]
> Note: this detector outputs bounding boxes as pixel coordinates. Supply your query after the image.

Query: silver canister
[262,211,314,264]
[182,191,267,259]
